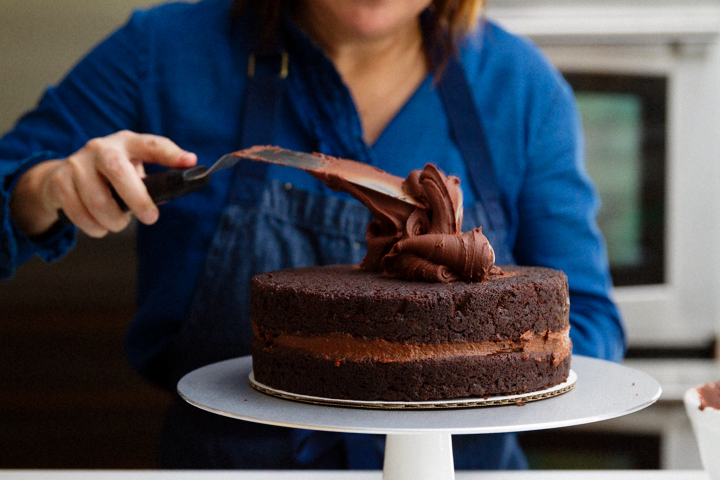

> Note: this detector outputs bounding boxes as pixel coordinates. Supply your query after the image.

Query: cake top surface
[252,264,563,297]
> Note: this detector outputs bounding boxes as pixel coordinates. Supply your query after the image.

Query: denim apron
[158,44,525,470]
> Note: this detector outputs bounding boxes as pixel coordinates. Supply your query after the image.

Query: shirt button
[284,182,292,190]
[353,242,362,250]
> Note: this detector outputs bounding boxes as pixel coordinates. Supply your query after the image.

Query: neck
[293,5,428,145]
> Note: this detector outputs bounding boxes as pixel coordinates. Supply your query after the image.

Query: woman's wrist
[9,160,64,238]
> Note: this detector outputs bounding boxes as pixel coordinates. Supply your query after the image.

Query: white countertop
[0,471,710,480]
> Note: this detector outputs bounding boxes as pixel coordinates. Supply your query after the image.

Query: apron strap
[242,50,289,149]
[230,49,288,204]
[436,56,509,234]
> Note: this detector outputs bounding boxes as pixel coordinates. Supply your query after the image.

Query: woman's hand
[9,130,197,238]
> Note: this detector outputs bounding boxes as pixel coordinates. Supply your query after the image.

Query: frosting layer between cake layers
[250,264,571,402]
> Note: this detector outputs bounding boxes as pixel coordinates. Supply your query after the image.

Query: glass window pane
[564,73,666,286]
[578,93,643,269]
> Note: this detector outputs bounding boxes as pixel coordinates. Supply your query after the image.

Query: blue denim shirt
[0,0,624,400]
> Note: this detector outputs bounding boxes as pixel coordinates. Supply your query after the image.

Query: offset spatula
[58,146,419,225]
[234,146,420,206]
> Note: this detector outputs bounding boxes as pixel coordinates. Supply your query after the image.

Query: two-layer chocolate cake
[245,147,572,402]
[251,264,570,402]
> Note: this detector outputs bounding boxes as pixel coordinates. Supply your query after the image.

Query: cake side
[252,340,571,401]
[250,264,571,401]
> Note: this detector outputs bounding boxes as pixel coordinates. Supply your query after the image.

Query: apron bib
[169,180,371,381]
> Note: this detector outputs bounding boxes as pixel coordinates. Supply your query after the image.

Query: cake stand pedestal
[178,355,661,480]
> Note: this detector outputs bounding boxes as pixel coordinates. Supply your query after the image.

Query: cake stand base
[384,433,454,480]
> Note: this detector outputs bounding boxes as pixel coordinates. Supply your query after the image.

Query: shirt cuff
[1,151,76,279]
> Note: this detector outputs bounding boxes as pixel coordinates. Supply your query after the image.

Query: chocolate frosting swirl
[379,165,506,282]
[307,159,505,283]
[383,229,503,283]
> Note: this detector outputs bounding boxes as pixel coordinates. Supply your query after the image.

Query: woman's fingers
[121,131,197,169]
[80,136,158,226]
[69,152,133,233]
[97,131,197,225]
[42,159,116,238]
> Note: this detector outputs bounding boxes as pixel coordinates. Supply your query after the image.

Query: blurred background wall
[1,0,159,132]
[1,0,171,468]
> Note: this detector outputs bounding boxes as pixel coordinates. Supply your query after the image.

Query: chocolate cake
[250,264,571,402]
[241,147,572,402]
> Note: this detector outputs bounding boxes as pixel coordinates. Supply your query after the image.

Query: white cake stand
[178,355,661,480]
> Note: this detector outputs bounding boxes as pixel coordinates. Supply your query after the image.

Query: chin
[316,0,430,40]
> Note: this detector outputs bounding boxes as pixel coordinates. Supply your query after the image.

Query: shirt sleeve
[0,10,148,279]
[0,151,76,278]
[513,78,627,362]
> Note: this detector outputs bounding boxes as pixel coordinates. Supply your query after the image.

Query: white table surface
[0,471,709,480]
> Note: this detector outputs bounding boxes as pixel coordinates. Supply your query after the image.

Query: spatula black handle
[57,165,210,226]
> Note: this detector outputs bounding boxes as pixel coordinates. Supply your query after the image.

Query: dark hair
[232,0,486,76]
